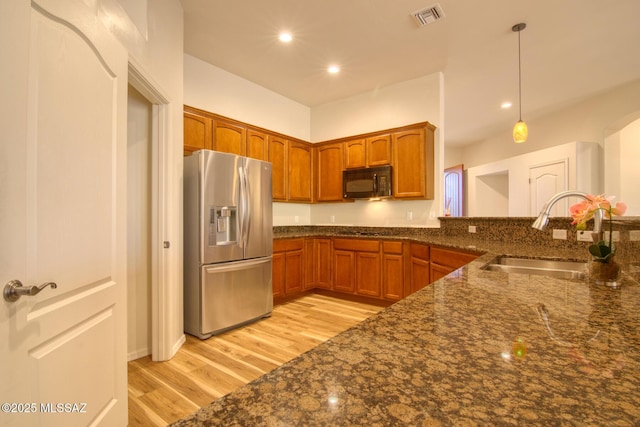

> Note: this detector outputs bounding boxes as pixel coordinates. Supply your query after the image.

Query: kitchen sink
[481,255,587,280]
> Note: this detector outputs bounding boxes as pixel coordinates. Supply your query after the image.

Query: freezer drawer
[186,257,273,339]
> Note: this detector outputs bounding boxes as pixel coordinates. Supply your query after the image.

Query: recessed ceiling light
[501,101,513,109]
[279,32,292,43]
[328,65,340,74]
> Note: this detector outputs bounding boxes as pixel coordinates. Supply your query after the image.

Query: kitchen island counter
[173,241,640,426]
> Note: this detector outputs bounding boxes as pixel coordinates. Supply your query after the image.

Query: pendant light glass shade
[512,23,527,143]
[513,120,528,143]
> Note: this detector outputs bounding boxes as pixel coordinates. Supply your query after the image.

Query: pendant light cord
[517,28,522,121]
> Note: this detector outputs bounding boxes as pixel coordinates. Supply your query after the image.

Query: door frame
[528,158,569,216]
[127,59,173,361]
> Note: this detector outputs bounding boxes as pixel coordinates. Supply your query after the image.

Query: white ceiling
[182,0,640,147]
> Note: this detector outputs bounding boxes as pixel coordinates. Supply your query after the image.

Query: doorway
[127,85,153,360]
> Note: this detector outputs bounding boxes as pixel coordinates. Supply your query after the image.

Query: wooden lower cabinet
[332,238,381,298]
[274,237,478,303]
[430,246,478,282]
[304,238,332,290]
[333,249,355,293]
[409,242,430,294]
[382,241,405,301]
[273,239,304,297]
[355,252,381,297]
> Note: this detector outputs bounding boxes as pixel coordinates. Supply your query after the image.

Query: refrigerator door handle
[203,257,271,274]
[238,165,250,247]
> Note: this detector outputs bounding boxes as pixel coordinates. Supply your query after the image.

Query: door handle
[3,280,57,302]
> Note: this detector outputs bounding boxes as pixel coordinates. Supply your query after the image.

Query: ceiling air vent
[411,3,445,27]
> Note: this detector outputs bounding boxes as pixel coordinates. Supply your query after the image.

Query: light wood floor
[127,293,387,426]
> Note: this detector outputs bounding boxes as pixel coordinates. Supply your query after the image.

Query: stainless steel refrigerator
[183,149,273,339]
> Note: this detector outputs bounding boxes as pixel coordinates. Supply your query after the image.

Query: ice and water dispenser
[208,206,237,246]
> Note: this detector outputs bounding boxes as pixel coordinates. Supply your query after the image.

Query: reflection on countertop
[173,223,640,426]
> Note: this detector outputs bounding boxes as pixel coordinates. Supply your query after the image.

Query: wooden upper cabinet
[213,120,246,156]
[288,142,312,202]
[392,127,434,199]
[345,136,391,169]
[344,139,366,169]
[184,111,213,154]
[367,134,391,166]
[269,136,287,201]
[246,129,269,161]
[316,143,344,202]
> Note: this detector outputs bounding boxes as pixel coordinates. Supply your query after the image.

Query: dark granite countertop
[174,226,640,426]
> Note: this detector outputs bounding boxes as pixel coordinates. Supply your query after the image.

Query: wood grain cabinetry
[274,237,478,303]
[246,128,269,161]
[315,143,344,202]
[184,111,213,154]
[304,238,332,290]
[382,240,405,301]
[430,247,478,282]
[344,139,366,169]
[409,242,430,294]
[288,142,312,202]
[213,120,246,156]
[366,135,392,166]
[269,136,288,201]
[392,127,434,199]
[184,106,436,203]
[344,135,391,169]
[332,238,381,297]
[273,239,304,297]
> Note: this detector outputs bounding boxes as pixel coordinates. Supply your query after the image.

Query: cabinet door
[269,137,287,201]
[285,250,304,295]
[184,111,212,154]
[392,129,425,198]
[333,250,355,293]
[316,239,332,289]
[356,252,381,297]
[382,253,404,301]
[430,263,453,283]
[246,128,269,161]
[366,134,391,166]
[316,143,344,202]
[410,257,430,293]
[392,128,434,199]
[304,238,315,290]
[213,120,246,155]
[272,252,285,298]
[409,242,430,295]
[344,139,366,169]
[288,142,312,201]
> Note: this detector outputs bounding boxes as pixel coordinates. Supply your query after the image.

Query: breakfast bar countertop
[173,231,640,426]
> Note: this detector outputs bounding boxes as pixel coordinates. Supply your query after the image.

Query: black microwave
[343,166,393,199]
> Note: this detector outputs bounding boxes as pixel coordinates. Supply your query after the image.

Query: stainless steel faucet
[532,190,603,234]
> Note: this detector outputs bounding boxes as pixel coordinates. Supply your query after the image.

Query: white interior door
[529,160,568,216]
[1,1,128,426]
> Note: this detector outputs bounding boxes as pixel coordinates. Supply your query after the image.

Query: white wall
[184,56,445,228]
[467,142,601,217]
[460,79,640,169]
[308,73,445,228]
[310,74,442,142]
[184,54,311,140]
[605,117,640,215]
[127,86,152,360]
[101,0,185,359]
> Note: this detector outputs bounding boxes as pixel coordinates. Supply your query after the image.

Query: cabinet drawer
[274,238,304,252]
[431,247,477,269]
[382,241,403,254]
[333,238,380,252]
[410,242,429,260]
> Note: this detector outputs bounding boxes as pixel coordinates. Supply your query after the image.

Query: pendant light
[512,23,527,143]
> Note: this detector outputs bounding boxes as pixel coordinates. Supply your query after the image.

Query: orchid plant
[569,194,627,263]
